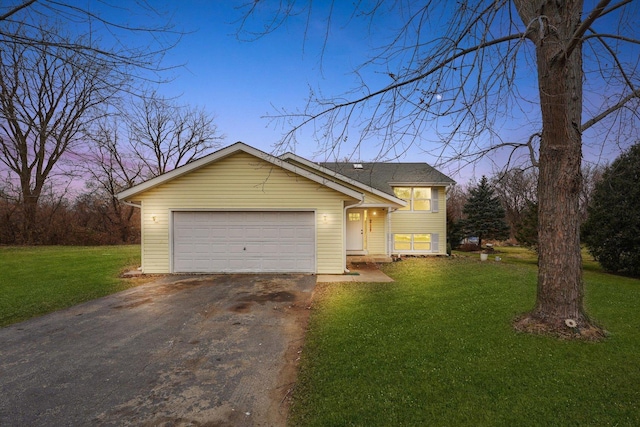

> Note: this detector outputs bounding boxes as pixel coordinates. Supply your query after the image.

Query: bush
[458,243,481,252]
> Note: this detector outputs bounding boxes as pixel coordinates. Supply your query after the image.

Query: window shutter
[432,233,439,253]
[431,188,439,212]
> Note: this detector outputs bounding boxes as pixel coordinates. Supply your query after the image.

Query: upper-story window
[393,187,432,211]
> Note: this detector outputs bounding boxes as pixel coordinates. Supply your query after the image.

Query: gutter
[387,207,398,257]
[122,200,141,209]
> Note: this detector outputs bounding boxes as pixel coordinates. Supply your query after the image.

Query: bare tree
[0,1,179,80]
[446,184,469,225]
[0,25,125,243]
[492,169,538,239]
[82,97,222,241]
[579,163,606,223]
[0,177,20,243]
[239,1,640,338]
[84,118,144,243]
[446,183,468,250]
[128,91,224,177]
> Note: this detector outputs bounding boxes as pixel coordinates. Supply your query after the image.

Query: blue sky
[165,3,381,154]
[160,1,488,182]
[131,1,636,184]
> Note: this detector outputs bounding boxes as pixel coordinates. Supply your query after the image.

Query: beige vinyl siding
[366,209,387,254]
[390,186,448,254]
[134,152,355,274]
[362,192,394,205]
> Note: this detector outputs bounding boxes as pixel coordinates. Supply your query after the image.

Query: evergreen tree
[462,176,510,248]
[582,143,640,277]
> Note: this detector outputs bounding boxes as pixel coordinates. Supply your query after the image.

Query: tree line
[0,5,222,245]
[448,147,640,278]
[447,164,605,251]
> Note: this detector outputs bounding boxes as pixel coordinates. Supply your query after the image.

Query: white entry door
[346,209,364,251]
[172,211,315,273]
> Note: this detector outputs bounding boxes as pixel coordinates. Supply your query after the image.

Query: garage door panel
[278,228,298,238]
[173,211,315,273]
[296,228,315,239]
[227,227,246,238]
[276,243,298,254]
[263,259,294,270]
[260,228,280,239]
[208,259,229,270]
[262,243,281,253]
[296,243,315,253]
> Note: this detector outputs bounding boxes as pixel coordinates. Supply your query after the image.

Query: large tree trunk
[513,0,604,339]
[20,176,42,245]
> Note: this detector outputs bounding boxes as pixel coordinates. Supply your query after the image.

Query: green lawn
[0,245,144,327]
[290,248,640,426]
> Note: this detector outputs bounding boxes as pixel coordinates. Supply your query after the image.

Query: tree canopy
[582,142,640,276]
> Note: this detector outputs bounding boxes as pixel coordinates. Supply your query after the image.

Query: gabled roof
[117,142,364,201]
[320,162,456,196]
[278,152,408,206]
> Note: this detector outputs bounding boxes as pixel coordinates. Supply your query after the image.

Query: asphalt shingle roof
[320,162,456,196]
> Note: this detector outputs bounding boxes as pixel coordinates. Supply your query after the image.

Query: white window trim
[393,187,433,212]
[393,233,433,253]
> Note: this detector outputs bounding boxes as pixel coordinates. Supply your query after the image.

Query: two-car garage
[117,143,370,274]
[172,211,316,273]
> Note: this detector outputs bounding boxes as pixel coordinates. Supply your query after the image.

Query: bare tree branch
[127,90,224,177]
[566,0,612,58]
[0,0,38,22]
[582,88,640,132]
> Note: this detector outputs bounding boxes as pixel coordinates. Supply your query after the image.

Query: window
[412,188,431,211]
[393,187,432,211]
[413,234,431,250]
[394,234,431,252]
[348,212,361,221]
[393,234,412,251]
[393,187,412,210]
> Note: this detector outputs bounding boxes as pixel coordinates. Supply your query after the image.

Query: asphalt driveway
[0,273,315,427]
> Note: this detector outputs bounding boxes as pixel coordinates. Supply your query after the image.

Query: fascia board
[388,181,456,186]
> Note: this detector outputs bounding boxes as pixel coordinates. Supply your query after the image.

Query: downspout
[387,207,396,257]
[343,195,365,273]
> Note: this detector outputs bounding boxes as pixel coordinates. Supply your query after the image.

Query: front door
[346,209,364,251]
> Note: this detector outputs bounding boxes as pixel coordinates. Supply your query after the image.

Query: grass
[0,245,145,327]
[290,247,640,426]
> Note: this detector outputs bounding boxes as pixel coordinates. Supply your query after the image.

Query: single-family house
[118,142,455,274]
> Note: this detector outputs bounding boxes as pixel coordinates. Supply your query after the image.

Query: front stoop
[346,255,393,264]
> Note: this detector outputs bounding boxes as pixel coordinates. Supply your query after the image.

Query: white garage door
[172,211,316,273]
